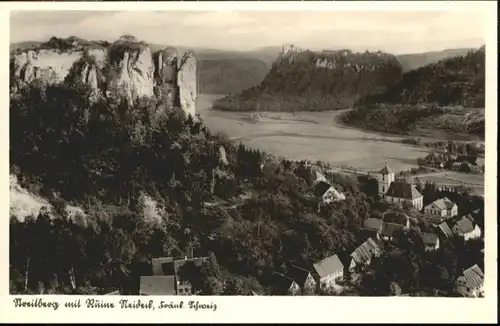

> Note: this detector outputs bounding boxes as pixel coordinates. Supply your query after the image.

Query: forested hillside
[213,47,403,112]
[10,81,484,296]
[197,58,268,94]
[341,47,485,137]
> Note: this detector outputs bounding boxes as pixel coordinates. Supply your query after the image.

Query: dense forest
[213,49,403,112]
[341,48,485,137]
[9,79,484,296]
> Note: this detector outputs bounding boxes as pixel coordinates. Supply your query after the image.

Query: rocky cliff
[213,44,403,112]
[10,36,198,117]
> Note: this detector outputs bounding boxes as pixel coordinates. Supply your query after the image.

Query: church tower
[377,163,394,196]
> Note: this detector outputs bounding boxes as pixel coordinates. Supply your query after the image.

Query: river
[196,93,484,195]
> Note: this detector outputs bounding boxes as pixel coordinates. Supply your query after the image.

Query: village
[105,162,484,298]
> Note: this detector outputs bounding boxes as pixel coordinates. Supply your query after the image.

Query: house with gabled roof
[438,221,454,238]
[456,264,484,297]
[313,180,346,204]
[287,264,317,295]
[424,197,458,224]
[420,232,440,251]
[363,218,383,233]
[380,222,406,242]
[452,215,481,241]
[384,181,424,211]
[350,238,383,266]
[150,255,209,295]
[139,275,176,295]
[272,272,301,296]
[312,254,344,290]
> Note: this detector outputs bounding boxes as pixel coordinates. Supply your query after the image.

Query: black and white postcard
[1,1,497,324]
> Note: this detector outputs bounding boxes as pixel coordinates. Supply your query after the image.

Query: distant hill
[396,48,477,72]
[212,45,404,112]
[198,59,268,95]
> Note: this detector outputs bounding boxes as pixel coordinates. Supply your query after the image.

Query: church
[374,164,424,211]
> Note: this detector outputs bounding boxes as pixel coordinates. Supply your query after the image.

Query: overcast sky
[10,10,485,54]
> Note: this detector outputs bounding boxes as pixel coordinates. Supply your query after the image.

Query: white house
[313,181,346,204]
[456,264,484,297]
[313,254,344,290]
[452,216,481,241]
[424,197,458,224]
[288,265,317,295]
[350,238,382,267]
[421,232,440,251]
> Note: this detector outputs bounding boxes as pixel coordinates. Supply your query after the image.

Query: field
[197,94,484,194]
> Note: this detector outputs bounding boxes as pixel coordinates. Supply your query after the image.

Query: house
[306,165,328,186]
[288,265,317,295]
[151,255,209,295]
[338,253,357,278]
[384,181,424,211]
[438,221,454,238]
[424,197,458,223]
[247,290,260,296]
[362,218,383,233]
[350,238,383,266]
[456,265,484,297]
[313,181,346,204]
[273,272,301,295]
[152,257,174,276]
[383,212,410,228]
[380,222,406,242]
[312,254,344,290]
[139,276,176,295]
[421,232,440,251]
[452,216,481,241]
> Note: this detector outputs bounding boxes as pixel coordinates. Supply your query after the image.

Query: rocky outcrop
[178,52,198,118]
[154,47,179,111]
[10,36,198,117]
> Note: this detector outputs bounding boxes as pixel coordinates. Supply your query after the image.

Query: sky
[10,10,486,54]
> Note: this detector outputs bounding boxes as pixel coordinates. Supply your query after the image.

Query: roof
[313,181,332,197]
[381,222,405,238]
[363,218,383,232]
[421,232,439,246]
[152,257,175,274]
[161,257,209,276]
[462,265,484,289]
[350,238,381,265]
[438,222,454,238]
[139,276,176,295]
[426,197,456,210]
[385,181,423,200]
[273,272,296,292]
[313,254,344,279]
[383,212,408,226]
[288,265,312,287]
[453,216,476,234]
[379,164,393,175]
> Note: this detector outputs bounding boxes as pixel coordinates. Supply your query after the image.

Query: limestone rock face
[112,45,155,105]
[178,52,198,118]
[12,49,82,85]
[154,47,179,111]
[10,36,199,117]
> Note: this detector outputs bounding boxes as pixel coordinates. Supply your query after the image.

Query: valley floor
[197,94,484,196]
